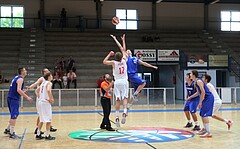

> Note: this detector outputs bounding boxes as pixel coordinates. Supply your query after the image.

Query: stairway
[18,28,46,86]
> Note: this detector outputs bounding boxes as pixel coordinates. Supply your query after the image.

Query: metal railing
[0,88,175,108]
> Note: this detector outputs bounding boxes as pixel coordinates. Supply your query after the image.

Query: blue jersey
[186,81,199,100]
[8,75,24,100]
[195,79,212,99]
[127,55,139,74]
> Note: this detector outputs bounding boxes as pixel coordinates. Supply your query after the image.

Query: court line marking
[1,107,240,116]
[18,128,26,149]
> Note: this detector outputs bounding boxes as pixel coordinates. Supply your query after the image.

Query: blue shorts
[7,97,20,119]
[183,98,200,113]
[128,73,146,92]
[200,95,214,117]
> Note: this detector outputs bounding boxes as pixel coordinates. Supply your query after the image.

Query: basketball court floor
[0,105,239,149]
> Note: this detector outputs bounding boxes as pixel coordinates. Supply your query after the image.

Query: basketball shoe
[184,122,193,128]
[121,113,127,124]
[115,117,120,127]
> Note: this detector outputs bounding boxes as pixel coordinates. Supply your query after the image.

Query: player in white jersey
[27,68,57,134]
[202,74,233,130]
[103,50,129,127]
[35,72,55,140]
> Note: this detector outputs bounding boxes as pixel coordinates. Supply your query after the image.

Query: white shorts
[38,100,52,123]
[212,101,222,115]
[114,79,129,100]
[36,97,40,114]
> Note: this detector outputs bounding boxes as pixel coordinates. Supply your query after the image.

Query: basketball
[112,16,120,25]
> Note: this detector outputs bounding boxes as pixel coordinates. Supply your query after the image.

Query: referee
[100,74,115,131]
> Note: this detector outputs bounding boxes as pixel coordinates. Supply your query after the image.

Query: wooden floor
[0,105,239,149]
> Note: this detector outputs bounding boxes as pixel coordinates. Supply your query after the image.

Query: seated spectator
[67,56,76,72]
[52,70,62,89]
[67,70,77,88]
[62,73,68,89]
[96,76,104,88]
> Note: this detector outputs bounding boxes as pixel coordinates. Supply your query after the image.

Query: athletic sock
[37,128,41,136]
[10,126,14,134]
[46,130,50,137]
[188,120,191,123]
[127,103,132,108]
[115,111,119,118]
[133,91,138,96]
[224,119,228,123]
[7,122,10,130]
[204,123,210,132]
[194,121,198,125]
[123,108,127,115]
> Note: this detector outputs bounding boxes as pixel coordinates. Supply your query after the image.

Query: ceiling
[101,0,240,4]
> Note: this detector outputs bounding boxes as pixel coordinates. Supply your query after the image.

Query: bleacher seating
[0,29,22,89]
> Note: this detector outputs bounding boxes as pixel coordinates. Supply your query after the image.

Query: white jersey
[207,83,222,103]
[113,59,128,80]
[39,80,50,102]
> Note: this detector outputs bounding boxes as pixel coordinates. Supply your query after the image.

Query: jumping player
[4,67,33,139]
[184,73,200,131]
[188,70,214,138]
[35,72,55,140]
[202,74,233,130]
[110,34,158,110]
[103,51,128,127]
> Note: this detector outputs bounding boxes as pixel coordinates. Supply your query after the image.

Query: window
[116,9,138,30]
[0,6,24,28]
[221,11,240,31]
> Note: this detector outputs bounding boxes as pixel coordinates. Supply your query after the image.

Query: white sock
[194,121,198,125]
[46,130,50,137]
[127,103,132,108]
[204,123,210,132]
[188,120,191,123]
[123,108,127,114]
[134,91,138,96]
[224,119,228,123]
[37,128,41,135]
[10,126,14,134]
[7,122,10,130]
[115,111,119,118]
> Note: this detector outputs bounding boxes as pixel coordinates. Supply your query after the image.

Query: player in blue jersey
[188,70,214,138]
[110,34,158,110]
[3,67,33,139]
[183,73,200,131]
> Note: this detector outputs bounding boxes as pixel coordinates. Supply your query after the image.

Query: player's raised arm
[138,60,158,70]
[27,77,43,89]
[110,34,124,52]
[103,51,115,66]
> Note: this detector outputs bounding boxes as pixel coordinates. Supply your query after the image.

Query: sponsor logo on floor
[68,127,194,143]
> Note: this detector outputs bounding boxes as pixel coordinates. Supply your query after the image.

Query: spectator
[67,56,76,72]
[0,72,3,84]
[54,58,60,71]
[96,76,104,88]
[67,70,77,89]
[52,70,62,89]
[62,73,68,89]
[59,57,66,73]
[60,8,67,28]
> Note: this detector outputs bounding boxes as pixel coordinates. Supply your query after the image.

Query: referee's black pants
[100,97,111,129]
